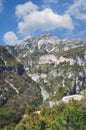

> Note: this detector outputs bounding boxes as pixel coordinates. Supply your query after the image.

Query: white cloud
[15,2,74,36]
[3,32,19,45]
[15,1,38,19]
[66,0,86,20]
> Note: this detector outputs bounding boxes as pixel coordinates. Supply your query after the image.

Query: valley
[0,34,86,129]
[8,34,86,101]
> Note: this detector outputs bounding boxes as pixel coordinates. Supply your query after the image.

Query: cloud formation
[15,1,38,19]
[66,0,86,20]
[3,32,19,45]
[15,1,74,36]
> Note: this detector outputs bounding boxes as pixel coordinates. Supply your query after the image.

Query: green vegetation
[0,107,21,129]
[28,44,86,100]
[30,63,54,74]
[53,46,86,59]
[1,99,86,130]
[0,46,42,126]
[36,61,85,100]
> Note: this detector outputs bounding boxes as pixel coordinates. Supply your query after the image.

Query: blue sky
[0,0,86,45]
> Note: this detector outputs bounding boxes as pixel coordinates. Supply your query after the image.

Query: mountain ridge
[0,34,86,129]
[0,34,86,105]
[6,34,86,103]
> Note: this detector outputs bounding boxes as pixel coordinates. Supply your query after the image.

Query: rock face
[62,95,83,103]
[6,34,86,101]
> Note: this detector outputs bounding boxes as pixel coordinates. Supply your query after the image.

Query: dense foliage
[0,108,21,129]
[1,99,86,130]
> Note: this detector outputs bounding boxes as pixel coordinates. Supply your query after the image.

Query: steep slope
[0,46,42,111]
[8,34,86,101]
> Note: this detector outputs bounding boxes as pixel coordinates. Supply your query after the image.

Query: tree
[0,108,21,129]
[17,64,25,75]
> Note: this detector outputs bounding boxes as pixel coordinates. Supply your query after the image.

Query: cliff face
[7,34,86,101]
[0,46,42,111]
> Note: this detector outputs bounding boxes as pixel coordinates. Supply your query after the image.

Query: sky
[0,0,86,45]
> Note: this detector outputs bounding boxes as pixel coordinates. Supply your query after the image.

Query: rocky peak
[6,35,86,101]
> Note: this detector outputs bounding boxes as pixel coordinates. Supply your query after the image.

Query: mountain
[0,34,86,129]
[0,46,42,112]
[8,34,86,103]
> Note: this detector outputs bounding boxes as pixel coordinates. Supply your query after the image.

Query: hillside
[0,35,86,129]
[0,46,42,111]
[8,34,86,103]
